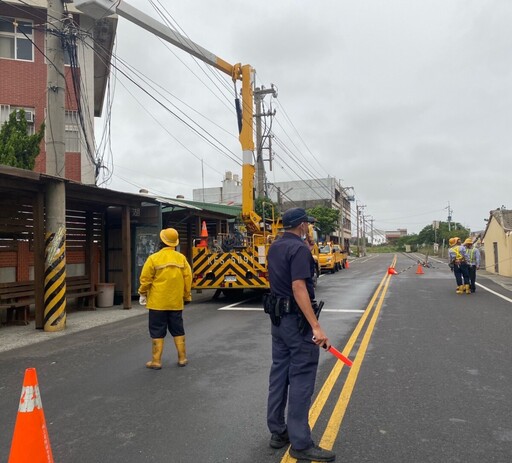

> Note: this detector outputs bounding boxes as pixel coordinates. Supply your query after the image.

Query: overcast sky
[95,0,512,235]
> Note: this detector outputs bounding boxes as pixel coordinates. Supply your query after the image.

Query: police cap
[282,207,315,229]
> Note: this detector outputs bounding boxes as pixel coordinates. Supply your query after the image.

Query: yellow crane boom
[75,0,262,232]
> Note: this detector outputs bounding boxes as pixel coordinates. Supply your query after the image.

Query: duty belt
[263,293,298,326]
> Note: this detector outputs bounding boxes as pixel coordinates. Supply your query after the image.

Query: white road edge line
[476,282,512,303]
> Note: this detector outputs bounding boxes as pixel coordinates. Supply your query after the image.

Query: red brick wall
[66,153,82,181]
[0,5,80,182]
[0,246,100,281]
[0,251,16,268]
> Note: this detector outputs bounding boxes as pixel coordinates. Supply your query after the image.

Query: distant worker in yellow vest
[448,237,470,294]
[463,238,480,293]
[138,228,192,369]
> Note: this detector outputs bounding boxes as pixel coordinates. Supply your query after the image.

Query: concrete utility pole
[339,185,354,251]
[356,203,366,257]
[362,213,367,255]
[254,86,277,199]
[44,0,67,331]
[446,202,453,231]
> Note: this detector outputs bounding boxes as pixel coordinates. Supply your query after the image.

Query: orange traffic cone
[9,368,54,462]
[387,267,398,275]
[196,221,208,248]
[345,259,350,269]
[416,264,424,275]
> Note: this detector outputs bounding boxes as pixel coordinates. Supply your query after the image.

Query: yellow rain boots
[456,286,464,294]
[465,284,471,294]
[174,335,188,367]
[146,338,164,370]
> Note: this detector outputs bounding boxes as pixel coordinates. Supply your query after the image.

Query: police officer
[266,207,335,462]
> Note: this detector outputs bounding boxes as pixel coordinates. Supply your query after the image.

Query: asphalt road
[0,253,511,462]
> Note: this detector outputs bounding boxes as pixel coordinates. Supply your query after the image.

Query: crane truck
[75,0,281,294]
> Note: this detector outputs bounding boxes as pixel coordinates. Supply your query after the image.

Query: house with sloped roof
[482,208,512,277]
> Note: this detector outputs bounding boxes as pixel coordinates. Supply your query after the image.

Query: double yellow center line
[281,256,397,462]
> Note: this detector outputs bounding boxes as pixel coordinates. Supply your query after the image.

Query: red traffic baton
[313,337,353,367]
[325,345,353,367]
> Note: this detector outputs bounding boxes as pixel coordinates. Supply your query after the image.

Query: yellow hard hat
[160,228,179,247]
[449,238,457,246]
[464,238,473,245]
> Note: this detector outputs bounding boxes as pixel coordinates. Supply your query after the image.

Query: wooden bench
[0,281,35,325]
[0,276,100,325]
[65,276,99,310]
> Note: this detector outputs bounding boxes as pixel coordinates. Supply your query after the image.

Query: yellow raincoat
[138,247,192,310]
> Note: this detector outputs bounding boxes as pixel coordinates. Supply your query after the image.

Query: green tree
[0,110,45,170]
[255,197,279,221]
[416,222,470,246]
[393,221,470,252]
[306,206,340,238]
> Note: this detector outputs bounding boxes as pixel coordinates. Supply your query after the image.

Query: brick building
[0,0,116,183]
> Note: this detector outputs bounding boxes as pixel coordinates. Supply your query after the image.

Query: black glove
[184,301,191,305]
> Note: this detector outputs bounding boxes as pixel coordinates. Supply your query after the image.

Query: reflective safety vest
[449,245,466,264]
[467,247,477,265]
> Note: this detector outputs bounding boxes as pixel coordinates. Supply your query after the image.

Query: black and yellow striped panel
[44,229,67,331]
[192,247,269,290]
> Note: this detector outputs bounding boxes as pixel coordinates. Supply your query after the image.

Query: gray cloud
[98,0,512,234]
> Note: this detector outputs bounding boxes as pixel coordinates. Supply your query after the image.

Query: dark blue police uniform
[267,231,319,451]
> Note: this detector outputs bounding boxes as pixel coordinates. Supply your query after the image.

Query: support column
[122,206,131,309]
[44,181,67,331]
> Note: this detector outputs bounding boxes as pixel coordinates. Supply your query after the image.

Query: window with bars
[65,110,80,152]
[0,16,34,61]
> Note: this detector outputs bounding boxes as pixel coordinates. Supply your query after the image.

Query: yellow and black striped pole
[44,226,66,331]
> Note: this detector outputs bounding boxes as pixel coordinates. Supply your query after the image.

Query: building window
[0,16,34,61]
[0,105,35,135]
[65,110,80,152]
[0,104,9,124]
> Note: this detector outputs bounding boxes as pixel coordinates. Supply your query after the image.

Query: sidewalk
[0,303,147,354]
[478,269,512,293]
[0,290,218,354]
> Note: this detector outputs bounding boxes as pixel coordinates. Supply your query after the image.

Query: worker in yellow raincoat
[138,228,192,369]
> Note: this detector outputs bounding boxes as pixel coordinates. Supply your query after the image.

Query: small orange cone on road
[387,267,398,275]
[345,259,350,269]
[197,221,208,248]
[416,264,424,275]
[9,368,54,462]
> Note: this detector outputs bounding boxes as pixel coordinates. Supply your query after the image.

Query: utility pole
[254,86,277,199]
[44,0,67,331]
[362,213,367,256]
[446,201,453,231]
[356,203,366,257]
[369,217,374,247]
[339,185,354,252]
